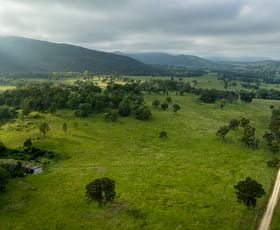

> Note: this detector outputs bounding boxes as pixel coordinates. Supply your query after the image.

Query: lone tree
[173,104,181,113]
[62,122,68,134]
[216,126,230,140]
[85,177,116,206]
[39,122,50,137]
[234,177,265,208]
[159,131,168,139]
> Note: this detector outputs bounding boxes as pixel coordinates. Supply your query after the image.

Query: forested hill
[0,36,154,74]
[117,52,216,68]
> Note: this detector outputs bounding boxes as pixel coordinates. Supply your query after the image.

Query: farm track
[258,169,280,230]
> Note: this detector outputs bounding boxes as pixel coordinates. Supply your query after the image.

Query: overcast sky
[0,0,280,58]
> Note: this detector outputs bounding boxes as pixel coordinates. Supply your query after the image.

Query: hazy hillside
[116,52,216,68]
[0,36,153,74]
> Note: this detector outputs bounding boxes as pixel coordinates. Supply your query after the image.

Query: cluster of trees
[216,117,259,149]
[263,108,280,154]
[0,139,57,162]
[140,78,260,104]
[0,80,152,121]
[152,97,181,113]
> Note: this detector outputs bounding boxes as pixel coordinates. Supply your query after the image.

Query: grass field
[0,91,278,229]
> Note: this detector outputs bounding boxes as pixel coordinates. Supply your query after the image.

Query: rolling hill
[0,36,153,74]
[116,52,216,68]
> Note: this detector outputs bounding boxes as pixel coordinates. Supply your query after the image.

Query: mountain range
[0,36,278,74]
[0,36,152,74]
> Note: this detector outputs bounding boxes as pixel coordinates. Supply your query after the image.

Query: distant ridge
[0,36,153,74]
[116,52,216,68]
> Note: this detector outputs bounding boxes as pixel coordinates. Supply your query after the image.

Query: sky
[0,0,280,58]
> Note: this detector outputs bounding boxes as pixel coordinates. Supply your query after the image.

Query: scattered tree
[216,126,230,140]
[166,96,172,104]
[234,177,265,208]
[62,122,68,134]
[228,119,240,130]
[135,107,152,120]
[240,117,250,127]
[39,122,50,137]
[161,102,168,111]
[159,131,168,138]
[152,99,160,108]
[85,177,116,206]
[173,104,181,113]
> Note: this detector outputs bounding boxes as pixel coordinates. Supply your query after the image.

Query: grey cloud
[0,0,280,58]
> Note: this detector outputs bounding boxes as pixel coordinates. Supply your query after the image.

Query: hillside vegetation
[0,77,278,229]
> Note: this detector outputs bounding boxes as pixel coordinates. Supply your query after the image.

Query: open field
[0,91,278,229]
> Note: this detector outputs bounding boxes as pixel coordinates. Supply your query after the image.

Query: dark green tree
[39,122,50,137]
[228,119,240,130]
[234,177,265,208]
[240,117,250,127]
[118,101,131,117]
[166,96,172,104]
[23,138,32,149]
[161,102,168,111]
[85,177,116,206]
[216,126,230,140]
[62,122,68,134]
[152,99,160,108]
[135,107,152,120]
[173,104,181,113]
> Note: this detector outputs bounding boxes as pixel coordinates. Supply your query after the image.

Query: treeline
[0,80,151,121]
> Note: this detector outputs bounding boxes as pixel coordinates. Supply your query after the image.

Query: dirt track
[258,169,280,230]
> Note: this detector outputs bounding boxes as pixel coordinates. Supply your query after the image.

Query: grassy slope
[0,93,278,230]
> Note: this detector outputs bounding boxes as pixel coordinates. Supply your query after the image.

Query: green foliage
[118,101,131,117]
[266,157,280,167]
[0,167,10,192]
[160,102,168,111]
[159,131,168,138]
[62,123,68,134]
[23,138,32,149]
[135,107,152,120]
[172,104,181,113]
[110,110,119,122]
[152,99,160,108]
[85,177,116,206]
[240,91,255,103]
[228,119,240,130]
[234,177,265,208]
[39,122,50,136]
[0,106,17,123]
[240,117,250,127]
[216,126,230,140]
[166,96,172,104]
[242,125,259,149]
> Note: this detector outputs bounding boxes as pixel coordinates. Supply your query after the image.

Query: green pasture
[0,92,278,229]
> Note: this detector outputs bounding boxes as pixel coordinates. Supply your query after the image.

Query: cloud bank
[0,0,280,58]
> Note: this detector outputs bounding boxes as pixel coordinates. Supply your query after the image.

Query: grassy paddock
[0,93,278,229]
